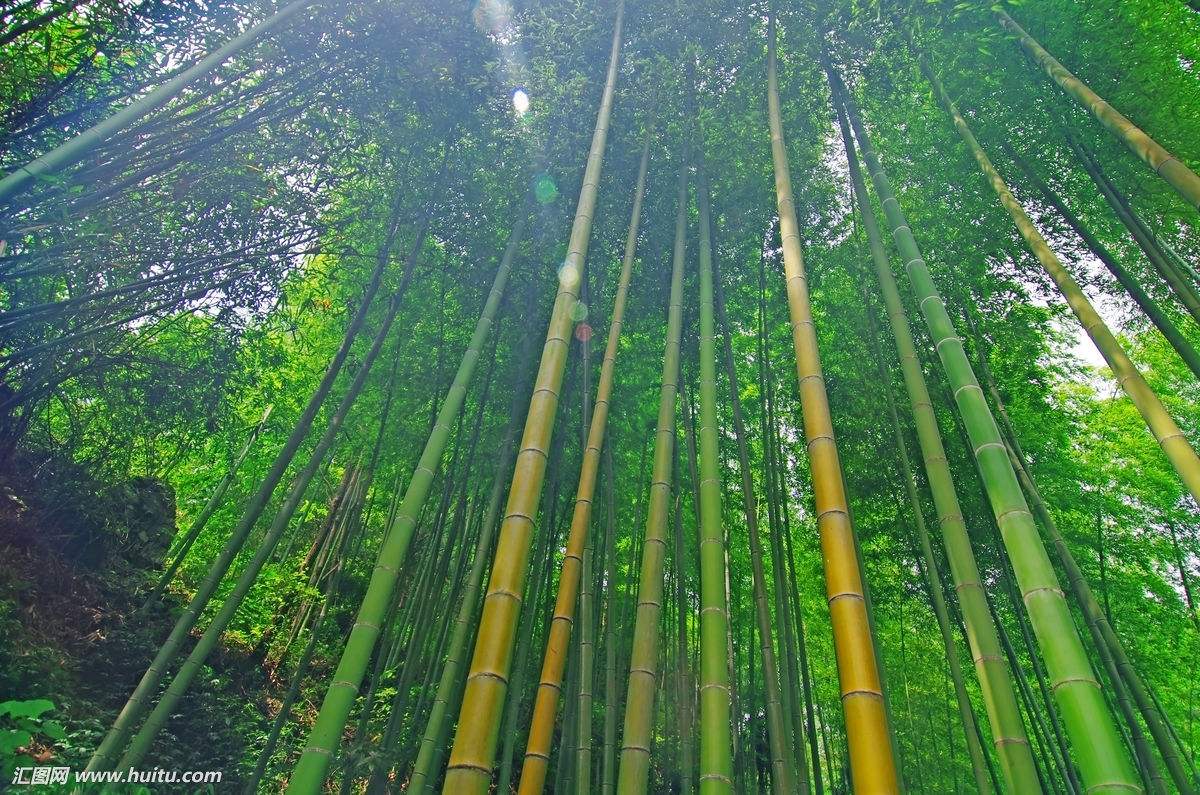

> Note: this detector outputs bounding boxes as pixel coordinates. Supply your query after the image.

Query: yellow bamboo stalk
[921,54,1200,509]
[996,8,1200,212]
[442,4,624,791]
[517,127,652,795]
[765,13,899,793]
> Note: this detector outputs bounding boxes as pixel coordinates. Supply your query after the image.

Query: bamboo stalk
[616,148,689,795]
[995,8,1200,212]
[518,126,651,795]
[766,14,898,791]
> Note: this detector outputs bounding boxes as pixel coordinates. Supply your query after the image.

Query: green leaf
[41,721,66,741]
[0,699,54,719]
[0,729,33,754]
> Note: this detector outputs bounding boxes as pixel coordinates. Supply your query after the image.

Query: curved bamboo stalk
[615,149,688,795]
[1001,142,1200,379]
[442,5,624,790]
[518,125,651,795]
[847,51,1142,793]
[829,78,1039,792]
[995,8,1200,212]
[0,0,318,207]
[140,403,273,613]
[285,211,527,793]
[921,54,1200,512]
[83,189,420,774]
[766,14,898,792]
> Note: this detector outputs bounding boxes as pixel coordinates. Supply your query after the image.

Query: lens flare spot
[558,261,580,289]
[570,301,589,322]
[533,174,558,204]
[575,323,593,342]
[512,88,530,116]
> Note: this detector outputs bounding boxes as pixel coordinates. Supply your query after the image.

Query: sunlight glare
[512,88,530,116]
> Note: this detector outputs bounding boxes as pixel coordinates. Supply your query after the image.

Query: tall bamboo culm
[919,54,1200,512]
[517,125,652,795]
[995,8,1200,213]
[0,0,319,206]
[827,73,1039,793]
[286,210,527,793]
[766,13,899,793]
[694,158,736,795]
[616,149,689,795]
[841,62,1143,795]
[710,193,798,793]
[441,4,624,791]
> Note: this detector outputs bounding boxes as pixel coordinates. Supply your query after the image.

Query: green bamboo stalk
[1000,141,1200,379]
[995,8,1200,212]
[828,77,1038,792]
[841,62,1141,793]
[860,284,993,795]
[0,0,318,206]
[694,156,735,795]
[575,542,597,794]
[976,348,1196,795]
[616,149,689,795]
[601,441,621,795]
[286,211,527,793]
[671,456,696,795]
[84,195,424,773]
[708,180,797,793]
[921,53,1200,516]
[574,277,597,795]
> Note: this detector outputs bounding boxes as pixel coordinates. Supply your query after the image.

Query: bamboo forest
[4,0,1200,792]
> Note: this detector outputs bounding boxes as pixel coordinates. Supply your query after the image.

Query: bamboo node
[841,688,883,701]
[992,736,1030,746]
[1020,585,1064,600]
[1050,675,1100,693]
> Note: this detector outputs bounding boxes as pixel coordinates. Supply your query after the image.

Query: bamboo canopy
[2,0,1199,793]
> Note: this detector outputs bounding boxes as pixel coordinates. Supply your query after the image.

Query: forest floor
[0,451,275,791]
